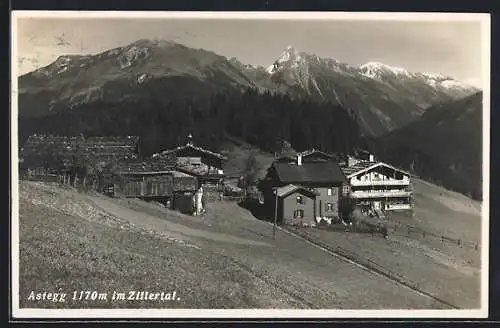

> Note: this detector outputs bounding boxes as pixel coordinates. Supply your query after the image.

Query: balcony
[385,203,412,210]
[350,179,410,186]
[351,190,412,199]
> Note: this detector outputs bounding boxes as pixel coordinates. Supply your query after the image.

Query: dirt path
[84,194,444,309]
[86,195,272,248]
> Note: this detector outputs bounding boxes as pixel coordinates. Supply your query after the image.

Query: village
[19,133,414,230]
[17,132,483,310]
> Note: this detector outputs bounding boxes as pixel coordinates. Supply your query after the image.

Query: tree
[242,152,259,194]
[340,194,357,223]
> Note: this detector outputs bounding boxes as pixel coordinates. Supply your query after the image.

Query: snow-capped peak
[420,72,477,91]
[267,45,300,73]
[359,61,411,79]
[421,72,449,81]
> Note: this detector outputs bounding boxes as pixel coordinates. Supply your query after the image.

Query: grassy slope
[18,144,482,310]
[221,144,482,309]
[19,181,435,309]
[302,177,482,309]
[220,137,277,180]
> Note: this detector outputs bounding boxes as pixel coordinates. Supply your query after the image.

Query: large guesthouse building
[340,153,413,213]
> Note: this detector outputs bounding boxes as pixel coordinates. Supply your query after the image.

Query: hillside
[19,87,362,158]
[18,39,256,118]
[18,39,479,138]
[19,181,446,309]
[371,92,483,200]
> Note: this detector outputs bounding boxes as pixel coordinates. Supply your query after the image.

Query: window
[342,185,350,195]
[327,188,332,196]
[296,195,304,204]
[326,203,334,212]
[293,209,304,218]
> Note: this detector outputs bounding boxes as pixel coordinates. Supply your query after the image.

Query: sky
[14,13,487,87]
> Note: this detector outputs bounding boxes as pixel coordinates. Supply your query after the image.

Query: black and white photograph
[11,11,490,318]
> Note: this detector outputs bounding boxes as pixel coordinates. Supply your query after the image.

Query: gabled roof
[341,161,411,178]
[114,157,177,174]
[20,134,140,169]
[297,149,336,160]
[156,144,228,161]
[275,184,318,198]
[175,162,223,178]
[272,161,347,184]
[276,149,338,163]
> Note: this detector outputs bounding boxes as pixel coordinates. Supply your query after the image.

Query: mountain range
[17,39,483,199]
[18,39,479,136]
[370,91,483,200]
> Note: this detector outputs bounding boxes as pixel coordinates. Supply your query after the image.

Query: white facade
[346,162,413,212]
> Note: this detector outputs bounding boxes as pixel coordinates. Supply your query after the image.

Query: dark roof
[175,163,223,178]
[276,149,339,163]
[298,149,336,159]
[114,156,177,174]
[20,134,140,168]
[156,144,228,161]
[272,162,347,184]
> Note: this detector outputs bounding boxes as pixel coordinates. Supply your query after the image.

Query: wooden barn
[104,157,204,215]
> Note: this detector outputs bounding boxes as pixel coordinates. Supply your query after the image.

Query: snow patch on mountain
[57,66,68,74]
[359,61,411,79]
[422,72,449,81]
[441,80,471,90]
[119,46,152,69]
[137,73,148,84]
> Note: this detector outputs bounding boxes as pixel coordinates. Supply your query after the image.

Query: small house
[154,134,228,177]
[154,134,227,198]
[263,153,348,226]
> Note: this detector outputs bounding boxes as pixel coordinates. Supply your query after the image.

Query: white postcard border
[10,10,491,319]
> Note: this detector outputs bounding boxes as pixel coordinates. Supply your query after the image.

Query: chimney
[297,154,303,166]
[369,154,374,162]
[347,156,359,167]
[186,133,193,146]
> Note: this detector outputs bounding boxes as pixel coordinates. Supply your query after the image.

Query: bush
[340,194,357,223]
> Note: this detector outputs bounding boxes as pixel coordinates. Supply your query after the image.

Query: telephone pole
[273,187,278,240]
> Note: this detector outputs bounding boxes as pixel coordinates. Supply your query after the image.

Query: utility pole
[273,187,278,240]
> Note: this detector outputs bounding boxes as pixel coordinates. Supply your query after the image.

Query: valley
[15,38,485,311]
[18,173,481,309]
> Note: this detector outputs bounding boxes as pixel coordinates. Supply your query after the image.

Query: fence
[390,220,480,251]
[22,172,105,194]
[285,225,458,309]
